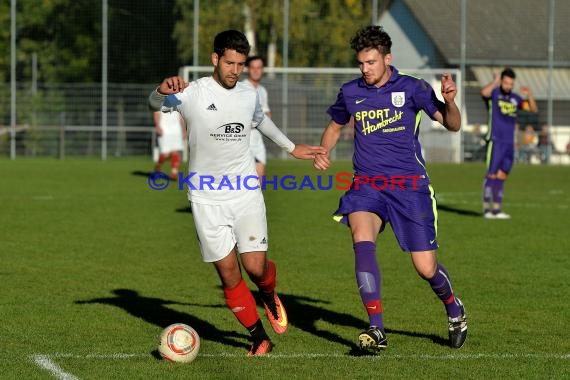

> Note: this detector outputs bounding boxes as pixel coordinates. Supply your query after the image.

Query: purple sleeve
[326,87,351,125]
[414,79,442,121]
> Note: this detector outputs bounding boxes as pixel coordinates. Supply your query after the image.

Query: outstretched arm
[149,76,189,111]
[434,73,461,132]
[480,72,500,98]
[313,120,343,171]
[520,86,539,113]
[256,117,326,159]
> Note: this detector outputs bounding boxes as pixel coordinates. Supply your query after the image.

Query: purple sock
[482,178,493,212]
[492,179,505,211]
[354,241,383,330]
[427,263,462,318]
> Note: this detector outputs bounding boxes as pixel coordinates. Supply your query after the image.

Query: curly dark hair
[213,30,251,57]
[501,67,516,79]
[350,25,392,55]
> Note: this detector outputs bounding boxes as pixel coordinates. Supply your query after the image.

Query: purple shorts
[333,183,439,252]
[486,140,514,175]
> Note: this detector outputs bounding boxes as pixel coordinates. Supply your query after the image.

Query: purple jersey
[327,66,442,186]
[483,87,524,143]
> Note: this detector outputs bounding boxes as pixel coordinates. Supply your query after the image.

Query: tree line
[0,0,374,85]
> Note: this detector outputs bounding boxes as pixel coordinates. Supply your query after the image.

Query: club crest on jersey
[391,92,405,107]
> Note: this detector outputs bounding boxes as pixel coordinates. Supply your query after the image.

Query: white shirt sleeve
[256,116,295,153]
[148,88,167,111]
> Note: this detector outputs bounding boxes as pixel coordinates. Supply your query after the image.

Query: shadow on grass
[131,170,154,178]
[437,204,482,217]
[191,290,448,355]
[273,293,449,353]
[175,206,192,213]
[75,288,249,356]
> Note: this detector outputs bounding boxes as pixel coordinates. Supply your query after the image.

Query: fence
[3,1,570,164]
[0,68,465,163]
[2,67,570,164]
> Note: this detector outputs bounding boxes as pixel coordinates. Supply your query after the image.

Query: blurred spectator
[537,124,553,164]
[518,124,538,163]
[242,56,271,182]
[153,109,186,180]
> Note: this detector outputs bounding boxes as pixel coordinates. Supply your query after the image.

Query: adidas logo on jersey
[260,237,267,245]
[207,103,217,111]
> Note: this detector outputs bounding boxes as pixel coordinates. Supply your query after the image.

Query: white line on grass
[32,355,80,380]
[36,352,570,361]
[435,194,569,210]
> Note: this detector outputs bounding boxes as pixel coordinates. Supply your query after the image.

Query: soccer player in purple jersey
[313,25,467,351]
[480,68,538,219]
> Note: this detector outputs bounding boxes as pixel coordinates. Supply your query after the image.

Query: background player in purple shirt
[313,25,467,352]
[480,68,538,219]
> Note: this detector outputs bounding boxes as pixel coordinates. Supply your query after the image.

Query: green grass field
[1,158,569,379]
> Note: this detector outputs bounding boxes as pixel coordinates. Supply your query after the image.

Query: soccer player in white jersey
[149,30,326,357]
[153,109,186,180]
[242,56,271,182]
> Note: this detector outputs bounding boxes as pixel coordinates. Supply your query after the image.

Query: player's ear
[384,53,393,65]
[211,52,219,66]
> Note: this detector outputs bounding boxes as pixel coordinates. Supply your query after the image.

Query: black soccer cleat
[448,298,467,349]
[358,326,388,353]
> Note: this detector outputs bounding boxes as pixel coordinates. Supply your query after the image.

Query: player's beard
[500,86,512,95]
[363,75,378,86]
[213,68,239,89]
[363,67,391,87]
[221,75,238,89]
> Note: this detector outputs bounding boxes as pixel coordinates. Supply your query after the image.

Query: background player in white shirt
[149,29,325,357]
[153,109,186,180]
[242,56,271,181]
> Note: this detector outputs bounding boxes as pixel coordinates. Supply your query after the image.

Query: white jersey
[242,79,271,115]
[166,76,264,204]
[242,79,270,163]
[157,110,184,153]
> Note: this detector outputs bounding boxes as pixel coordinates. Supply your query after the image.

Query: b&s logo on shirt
[210,123,246,142]
[220,123,244,134]
[391,92,405,108]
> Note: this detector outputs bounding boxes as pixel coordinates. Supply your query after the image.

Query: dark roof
[402,0,570,66]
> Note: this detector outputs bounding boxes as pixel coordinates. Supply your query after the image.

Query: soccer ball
[158,323,200,363]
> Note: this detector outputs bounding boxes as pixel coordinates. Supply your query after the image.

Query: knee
[244,262,266,282]
[412,257,437,280]
[416,265,436,280]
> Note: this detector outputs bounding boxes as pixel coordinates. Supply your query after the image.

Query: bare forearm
[527,96,538,113]
[321,121,343,151]
[480,77,499,98]
[443,101,461,132]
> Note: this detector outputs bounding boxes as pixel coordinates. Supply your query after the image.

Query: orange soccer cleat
[248,339,273,357]
[261,292,288,335]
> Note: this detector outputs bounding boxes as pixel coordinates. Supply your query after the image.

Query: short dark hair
[213,30,250,58]
[350,25,392,55]
[501,68,516,79]
[246,55,266,67]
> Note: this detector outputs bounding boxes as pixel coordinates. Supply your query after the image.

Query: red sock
[171,152,181,170]
[252,260,276,293]
[223,279,259,328]
[158,153,168,165]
